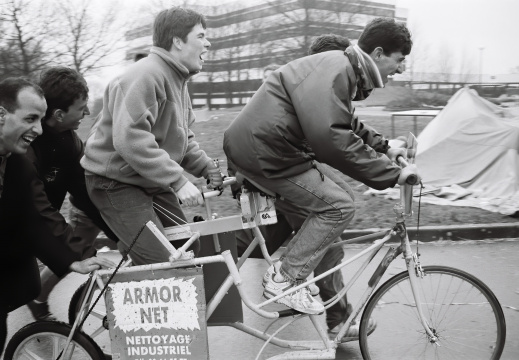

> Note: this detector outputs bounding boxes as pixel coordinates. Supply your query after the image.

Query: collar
[149,46,193,79]
[345,45,384,101]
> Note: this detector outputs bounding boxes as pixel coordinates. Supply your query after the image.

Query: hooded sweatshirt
[81,46,213,191]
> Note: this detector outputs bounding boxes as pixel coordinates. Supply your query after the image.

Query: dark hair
[358,18,412,56]
[308,34,351,55]
[0,77,44,113]
[153,7,206,51]
[39,67,89,120]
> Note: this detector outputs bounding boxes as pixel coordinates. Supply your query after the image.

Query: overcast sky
[395,0,519,75]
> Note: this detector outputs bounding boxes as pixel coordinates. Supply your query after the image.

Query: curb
[95,223,519,250]
[341,223,519,242]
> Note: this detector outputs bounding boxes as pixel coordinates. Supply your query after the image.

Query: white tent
[415,87,519,214]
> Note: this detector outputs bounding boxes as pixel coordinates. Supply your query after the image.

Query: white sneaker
[263,262,320,296]
[263,271,325,315]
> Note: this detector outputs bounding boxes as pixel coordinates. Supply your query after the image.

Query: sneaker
[328,318,377,343]
[263,272,325,315]
[262,262,320,296]
[27,300,57,321]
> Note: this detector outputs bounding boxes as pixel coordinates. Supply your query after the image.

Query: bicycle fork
[401,232,441,345]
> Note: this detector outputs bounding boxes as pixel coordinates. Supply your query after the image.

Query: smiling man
[224,18,417,315]
[0,77,115,355]
[81,7,221,265]
[23,67,120,321]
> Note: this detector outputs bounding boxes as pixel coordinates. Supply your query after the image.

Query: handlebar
[202,177,237,199]
[396,156,419,185]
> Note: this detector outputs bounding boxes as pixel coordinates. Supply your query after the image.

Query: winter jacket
[0,154,79,311]
[223,47,400,190]
[26,123,118,257]
[81,46,213,192]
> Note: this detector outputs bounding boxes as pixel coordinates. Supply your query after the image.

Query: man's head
[153,7,210,73]
[39,67,90,132]
[308,34,351,55]
[0,78,46,155]
[358,18,412,83]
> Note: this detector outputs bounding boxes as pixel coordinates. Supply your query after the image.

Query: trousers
[85,174,199,265]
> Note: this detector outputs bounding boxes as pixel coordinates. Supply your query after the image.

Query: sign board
[103,266,208,360]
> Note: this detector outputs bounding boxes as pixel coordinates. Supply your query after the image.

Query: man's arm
[24,147,81,254]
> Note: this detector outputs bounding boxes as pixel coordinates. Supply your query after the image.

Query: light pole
[479,47,485,85]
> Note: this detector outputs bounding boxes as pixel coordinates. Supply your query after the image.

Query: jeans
[85,174,199,265]
[235,211,352,329]
[241,161,355,282]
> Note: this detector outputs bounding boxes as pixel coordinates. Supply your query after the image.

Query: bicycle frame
[65,171,435,360]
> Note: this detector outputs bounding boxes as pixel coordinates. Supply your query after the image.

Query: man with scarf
[224,18,419,316]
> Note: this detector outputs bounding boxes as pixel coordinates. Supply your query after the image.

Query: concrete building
[126,0,407,107]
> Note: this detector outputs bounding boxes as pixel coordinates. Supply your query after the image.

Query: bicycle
[5,134,506,360]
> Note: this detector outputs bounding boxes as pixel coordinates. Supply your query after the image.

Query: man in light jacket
[81,7,221,265]
[224,18,419,315]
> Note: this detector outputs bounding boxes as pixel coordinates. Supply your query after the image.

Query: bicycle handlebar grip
[406,174,419,185]
[396,155,419,185]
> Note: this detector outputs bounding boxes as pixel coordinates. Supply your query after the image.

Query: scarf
[345,45,384,101]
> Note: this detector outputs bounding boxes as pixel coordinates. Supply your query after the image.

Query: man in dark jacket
[232,34,381,342]
[25,67,119,320]
[0,78,114,355]
[224,18,419,315]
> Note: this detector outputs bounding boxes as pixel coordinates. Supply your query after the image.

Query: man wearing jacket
[0,77,114,355]
[232,34,381,342]
[25,67,119,321]
[81,7,222,265]
[224,18,418,315]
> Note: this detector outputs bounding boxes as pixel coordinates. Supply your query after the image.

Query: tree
[52,0,127,76]
[0,0,60,80]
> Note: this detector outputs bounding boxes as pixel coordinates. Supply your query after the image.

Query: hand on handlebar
[206,167,224,190]
[176,181,204,207]
[69,256,117,274]
[386,148,406,163]
[397,164,421,186]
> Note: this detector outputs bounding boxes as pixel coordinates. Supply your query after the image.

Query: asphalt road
[4,239,519,359]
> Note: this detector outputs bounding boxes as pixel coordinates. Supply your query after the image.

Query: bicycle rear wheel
[359,265,506,360]
[4,321,104,360]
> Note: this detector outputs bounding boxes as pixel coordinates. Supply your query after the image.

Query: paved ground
[4,239,518,359]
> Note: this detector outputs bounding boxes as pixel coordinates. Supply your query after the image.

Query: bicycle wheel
[69,281,111,356]
[4,321,105,360]
[359,265,506,360]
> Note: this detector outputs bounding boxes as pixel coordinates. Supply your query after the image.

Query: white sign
[108,277,200,332]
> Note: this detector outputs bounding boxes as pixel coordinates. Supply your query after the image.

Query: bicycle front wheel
[359,265,506,360]
[4,321,105,360]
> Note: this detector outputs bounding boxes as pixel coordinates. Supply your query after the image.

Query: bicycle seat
[235,171,277,197]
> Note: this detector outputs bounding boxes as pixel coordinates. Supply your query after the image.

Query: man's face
[57,96,90,131]
[376,51,406,84]
[0,88,46,155]
[177,23,211,73]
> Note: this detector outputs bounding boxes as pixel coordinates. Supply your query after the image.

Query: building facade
[126,0,407,107]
